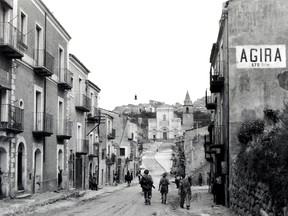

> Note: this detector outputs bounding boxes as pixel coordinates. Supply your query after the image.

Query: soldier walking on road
[140,169,154,205]
[179,174,192,210]
[159,172,170,204]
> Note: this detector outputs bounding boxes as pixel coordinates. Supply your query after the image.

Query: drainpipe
[225,7,230,207]
[43,12,47,162]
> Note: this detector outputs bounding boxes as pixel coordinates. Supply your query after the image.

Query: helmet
[144,169,149,174]
[163,172,167,177]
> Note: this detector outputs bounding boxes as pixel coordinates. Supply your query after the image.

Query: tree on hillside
[193,110,211,127]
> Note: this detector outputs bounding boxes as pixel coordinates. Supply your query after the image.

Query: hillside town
[1,0,288,216]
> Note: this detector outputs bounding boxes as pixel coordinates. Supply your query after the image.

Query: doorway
[75,156,82,189]
[17,143,25,191]
[163,132,167,140]
[34,149,42,193]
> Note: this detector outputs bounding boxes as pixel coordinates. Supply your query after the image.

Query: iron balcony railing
[0,104,23,133]
[0,68,10,90]
[0,22,23,58]
[33,112,53,135]
[76,139,89,154]
[107,128,116,139]
[89,143,99,157]
[210,60,224,93]
[87,107,101,122]
[205,89,216,110]
[56,119,72,139]
[34,49,55,73]
[75,93,91,112]
[58,68,73,89]
[1,0,13,9]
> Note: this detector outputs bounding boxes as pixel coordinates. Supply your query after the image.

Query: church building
[148,92,194,141]
[182,91,194,130]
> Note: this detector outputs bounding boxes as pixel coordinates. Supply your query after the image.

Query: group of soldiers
[138,169,192,209]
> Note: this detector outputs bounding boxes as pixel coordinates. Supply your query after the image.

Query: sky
[42,0,226,110]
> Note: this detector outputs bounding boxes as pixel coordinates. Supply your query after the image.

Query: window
[20,12,27,44]
[58,99,63,133]
[35,24,43,64]
[102,149,105,159]
[120,148,125,156]
[163,114,166,121]
[58,47,64,78]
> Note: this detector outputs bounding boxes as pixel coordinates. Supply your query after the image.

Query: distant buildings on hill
[113,96,208,115]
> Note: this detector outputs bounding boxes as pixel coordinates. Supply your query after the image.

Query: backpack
[140,175,152,190]
[180,179,191,194]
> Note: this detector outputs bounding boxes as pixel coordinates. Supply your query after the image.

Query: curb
[2,191,80,216]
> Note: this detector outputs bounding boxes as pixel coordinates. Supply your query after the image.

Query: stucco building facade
[205,0,288,207]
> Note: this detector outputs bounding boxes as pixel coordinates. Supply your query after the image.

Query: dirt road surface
[17,141,236,216]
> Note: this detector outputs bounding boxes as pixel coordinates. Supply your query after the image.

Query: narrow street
[11,142,236,216]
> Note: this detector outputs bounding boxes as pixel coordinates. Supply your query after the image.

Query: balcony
[0,0,13,9]
[209,125,224,156]
[56,119,72,140]
[0,104,23,133]
[58,68,73,90]
[204,135,212,161]
[210,62,224,93]
[32,112,53,137]
[76,139,89,155]
[88,143,99,157]
[107,129,115,139]
[87,107,101,123]
[75,93,91,112]
[0,22,23,59]
[33,49,54,76]
[0,68,11,90]
[205,89,216,110]
[106,153,116,166]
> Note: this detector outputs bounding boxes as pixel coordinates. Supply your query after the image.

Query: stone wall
[230,179,275,216]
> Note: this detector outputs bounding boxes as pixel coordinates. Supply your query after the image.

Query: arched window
[186,107,189,113]
[163,114,166,121]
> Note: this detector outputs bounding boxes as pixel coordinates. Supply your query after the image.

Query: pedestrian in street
[207,172,211,193]
[125,170,132,186]
[178,174,192,210]
[211,177,216,202]
[89,173,93,189]
[159,172,170,204]
[137,169,142,181]
[92,173,98,190]
[175,175,181,189]
[58,166,63,190]
[198,173,203,186]
[140,169,154,205]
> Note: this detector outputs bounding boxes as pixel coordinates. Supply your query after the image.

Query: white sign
[236,45,286,68]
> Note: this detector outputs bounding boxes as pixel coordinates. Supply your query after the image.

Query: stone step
[15,193,32,199]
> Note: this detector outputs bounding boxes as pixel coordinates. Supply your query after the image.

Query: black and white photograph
[1,0,288,215]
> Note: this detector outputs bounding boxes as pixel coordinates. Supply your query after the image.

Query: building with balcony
[86,80,101,188]
[98,111,117,186]
[68,54,91,190]
[0,0,73,198]
[205,0,288,209]
[112,115,140,182]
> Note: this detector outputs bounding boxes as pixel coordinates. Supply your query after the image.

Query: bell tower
[182,91,194,129]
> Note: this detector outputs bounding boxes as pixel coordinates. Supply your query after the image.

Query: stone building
[112,115,140,182]
[148,106,182,140]
[0,0,73,197]
[205,0,288,208]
